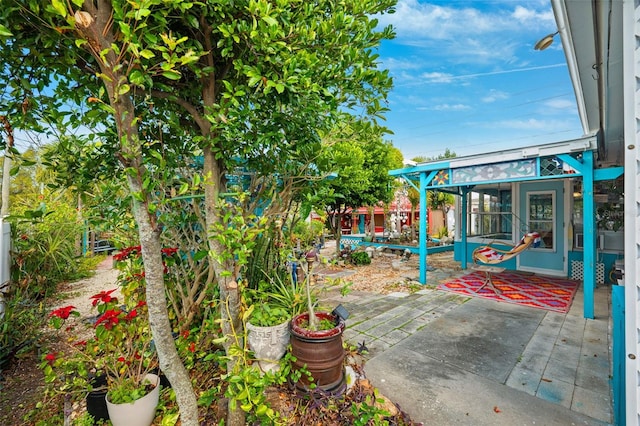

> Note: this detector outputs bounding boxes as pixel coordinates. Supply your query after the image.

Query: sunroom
[389,135,623,320]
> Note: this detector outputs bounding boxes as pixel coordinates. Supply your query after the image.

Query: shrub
[0,288,46,371]
[350,251,371,266]
[10,201,89,299]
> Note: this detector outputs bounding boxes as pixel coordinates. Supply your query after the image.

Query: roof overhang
[390,135,597,177]
[552,0,624,166]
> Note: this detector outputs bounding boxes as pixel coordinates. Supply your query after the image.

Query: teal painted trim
[460,187,469,270]
[399,175,419,191]
[425,170,439,186]
[612,284,625,426]
[82,223,88,256]
[582,150,595,319]
[419,172,428,284]
[423,173,577,190]
[358,241,453,254]
[426,245,454,254]
[556,153,585,174]
[389,161,452,176]
[594,166,624,181]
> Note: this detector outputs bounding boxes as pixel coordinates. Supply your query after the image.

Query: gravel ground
[316,239,461,294]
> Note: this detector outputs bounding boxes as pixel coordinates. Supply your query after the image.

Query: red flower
[95,309,122,330]
[45,352,57,365]
[136,300,147,308]
[90,289,118,306]
[125,309,137,321]
[49,305,76,320]
[188,342,196,353]
[181,330,190,338]
[161,247,178,257]
[117,356,126,362]
[113,245,142,261]
[74,340,87,347]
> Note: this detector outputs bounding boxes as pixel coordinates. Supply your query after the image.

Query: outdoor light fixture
[534,31,559,51]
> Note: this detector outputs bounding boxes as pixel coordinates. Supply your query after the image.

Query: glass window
[527,192,554,249]
[467,186,513,240]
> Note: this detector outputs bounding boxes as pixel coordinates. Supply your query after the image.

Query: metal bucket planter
[289,312,346,394]
[105,373,160,426]
[246,320,291,372]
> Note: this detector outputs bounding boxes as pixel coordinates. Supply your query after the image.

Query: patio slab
[324,282,612,425]
[362,296,611,425]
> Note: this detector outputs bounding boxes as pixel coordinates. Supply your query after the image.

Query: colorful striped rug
[437,271,579,313]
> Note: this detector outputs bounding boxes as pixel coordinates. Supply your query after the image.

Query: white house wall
[623,0,640,423]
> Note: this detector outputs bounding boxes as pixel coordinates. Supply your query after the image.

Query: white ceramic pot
[105,373,160,426]
[246,320,290,372]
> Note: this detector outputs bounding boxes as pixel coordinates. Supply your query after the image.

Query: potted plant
[45,289,160,426]
[246,302,291,372]
[90,289,160,426]
[288,247,349,394]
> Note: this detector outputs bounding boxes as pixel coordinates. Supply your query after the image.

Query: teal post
[461,187,468,269]
[611,284,626,425]
[419,172,428,284]
[582,150,595,319]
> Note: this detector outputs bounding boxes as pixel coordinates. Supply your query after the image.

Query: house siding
[623,0,640,424]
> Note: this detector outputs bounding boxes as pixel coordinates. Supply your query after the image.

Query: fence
[0,218,10,318]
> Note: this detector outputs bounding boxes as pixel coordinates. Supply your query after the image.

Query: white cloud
[430,103,471,111]
[544,98,575,110]
[482,90,509,103]
[420,71,454,84]
[494,118,571,130]
[377,1,557,65]
[512,5,555,24]
[379,1,554,38]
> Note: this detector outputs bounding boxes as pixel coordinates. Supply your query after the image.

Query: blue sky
[375,0,583,161]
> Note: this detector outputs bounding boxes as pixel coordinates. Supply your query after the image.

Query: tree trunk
[202,146,246,426]
[334,212,343,257]
[0,116,13,218]
[367,206,375,237]
[74,3,199,423]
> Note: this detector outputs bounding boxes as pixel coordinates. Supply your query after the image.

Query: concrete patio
[321,264,612,425]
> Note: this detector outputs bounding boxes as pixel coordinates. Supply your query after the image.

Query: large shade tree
[1,0,396,423]
[318,121,402,255]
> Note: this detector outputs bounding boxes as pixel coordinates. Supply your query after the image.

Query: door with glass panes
[517,181,566,275]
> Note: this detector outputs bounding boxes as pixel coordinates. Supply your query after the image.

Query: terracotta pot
[289,312,346,394]
[247,319,290,372]
[105,373,160,426]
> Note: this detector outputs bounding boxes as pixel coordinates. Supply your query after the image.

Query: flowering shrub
[44,288,158,404]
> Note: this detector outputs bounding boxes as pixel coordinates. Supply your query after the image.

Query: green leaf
[129,70,145,86]
[161,412,179,426]
[117,84,130,95]
[0,25,13,37]
[140,49,155,59]
[162,70,181,80]
[51,0,67,17]
[261,16,278,26]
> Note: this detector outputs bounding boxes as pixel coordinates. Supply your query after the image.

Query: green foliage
[259,270,308,318]
[350,251,372,266]
[0,288,46,371]
[292,220,325,248]
[350,391,392,426]
[247,303,290,327]
[9,195,88,299]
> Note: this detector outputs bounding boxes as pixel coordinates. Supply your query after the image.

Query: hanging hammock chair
[472,232,541,265]
[471,232,541,294]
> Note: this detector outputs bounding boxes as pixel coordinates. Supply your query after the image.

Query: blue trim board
[612,285,625,426]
